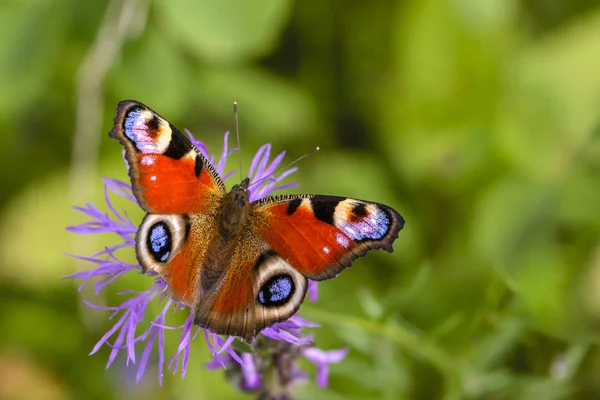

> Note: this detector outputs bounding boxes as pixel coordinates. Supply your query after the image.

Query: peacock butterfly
[109,100,405,339]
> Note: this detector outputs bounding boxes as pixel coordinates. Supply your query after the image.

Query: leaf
[579,245,600,320]
[302,152,401,209]
[514,245,570,336]
[470,177,559,268]
[0,1,65,120]
[383,0,518,185]
[357,287,384,321]
[303,306,455,375]
[109,28,193,120]
[516,6,600,146]
[0,172,77,290]
[0,162,142,291]
[559,165,600,230]
[2,301,83,353]
[192,66,318,145]
[155,0,292,63]
[496,6,600,179]
[470,315,525,371]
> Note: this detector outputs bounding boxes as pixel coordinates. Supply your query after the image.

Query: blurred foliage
[1,0,600,399]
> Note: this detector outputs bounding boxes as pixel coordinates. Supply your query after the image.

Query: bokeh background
[1,0,600,399]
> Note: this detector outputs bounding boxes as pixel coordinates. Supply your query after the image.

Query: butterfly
[109,100,405,339]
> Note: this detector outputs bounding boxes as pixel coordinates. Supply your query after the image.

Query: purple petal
[261,326,312,345]
[258,151,286,180]
[248,144,269,179]
[185,129,209,158]
[251,167,298,201]
[216,131,230,176]
[218,335,237,355]
[168,308,195,377]
[101,178,137,204]
[240,353,261,390]
[136,301,170,384]
[307,280,319,302]
[222,170,238,181]
[91,311,128,356]
[301,347,349,387]
[206,354,232,370]
[136,329,156,382]
[157,326,165,385]
[108,311,131,367]
[204,330,226,368]
[212,334,244,366]
[254,145,272,180]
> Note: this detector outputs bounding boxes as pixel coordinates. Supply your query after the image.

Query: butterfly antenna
[234,101,243,182]
[248,146,320,189]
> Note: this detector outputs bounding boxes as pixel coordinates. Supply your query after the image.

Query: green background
[1,0,600,399]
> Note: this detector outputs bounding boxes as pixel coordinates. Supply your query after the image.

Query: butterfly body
[110,100,404,339]
[198,178,251,293]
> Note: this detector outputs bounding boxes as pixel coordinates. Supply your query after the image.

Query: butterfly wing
[195,233,308,339]
[109,100,226,214]
[109,100,226,305]
[110,100,404,338]
[194,195,404,339]
[135,213,220,306]
[252,195,404,280]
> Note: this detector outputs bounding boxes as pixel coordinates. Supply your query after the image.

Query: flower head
[67,129,347,394]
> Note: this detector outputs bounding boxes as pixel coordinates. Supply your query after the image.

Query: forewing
[109,100,226,214]
[250,195,404,280]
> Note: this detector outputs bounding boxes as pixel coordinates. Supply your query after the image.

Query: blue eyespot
[341,207,391,241]
[258,275,294,307]
[147,222,171,262]
[124,108,143,141]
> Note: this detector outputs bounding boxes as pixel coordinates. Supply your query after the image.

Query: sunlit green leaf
[155,0,292,63]
[109,28,193,119]
[192,66,317,145]
[470,177,559,267]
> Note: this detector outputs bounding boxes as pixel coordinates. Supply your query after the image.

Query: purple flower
[301,347,349,387]
[67,130,347,394]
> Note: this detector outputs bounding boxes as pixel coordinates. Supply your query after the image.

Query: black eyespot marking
[147,222,172,262]
[312,198,341,226]
[163,125,191,159]
[194,154,204,177]
[258,274,295,307]
[352,202,367,216]
[253,249,278,272]
[287,198,302,215]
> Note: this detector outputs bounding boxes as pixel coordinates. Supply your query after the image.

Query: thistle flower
[67,130,347,397]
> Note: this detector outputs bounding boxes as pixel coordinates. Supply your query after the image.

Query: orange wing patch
[252,196,404,281]
[109,100,226,214]
[135,153,221,214]
[161,245,201,305]
[195,239,261,338]
[260,201,354,279]
[195,233,309,339]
